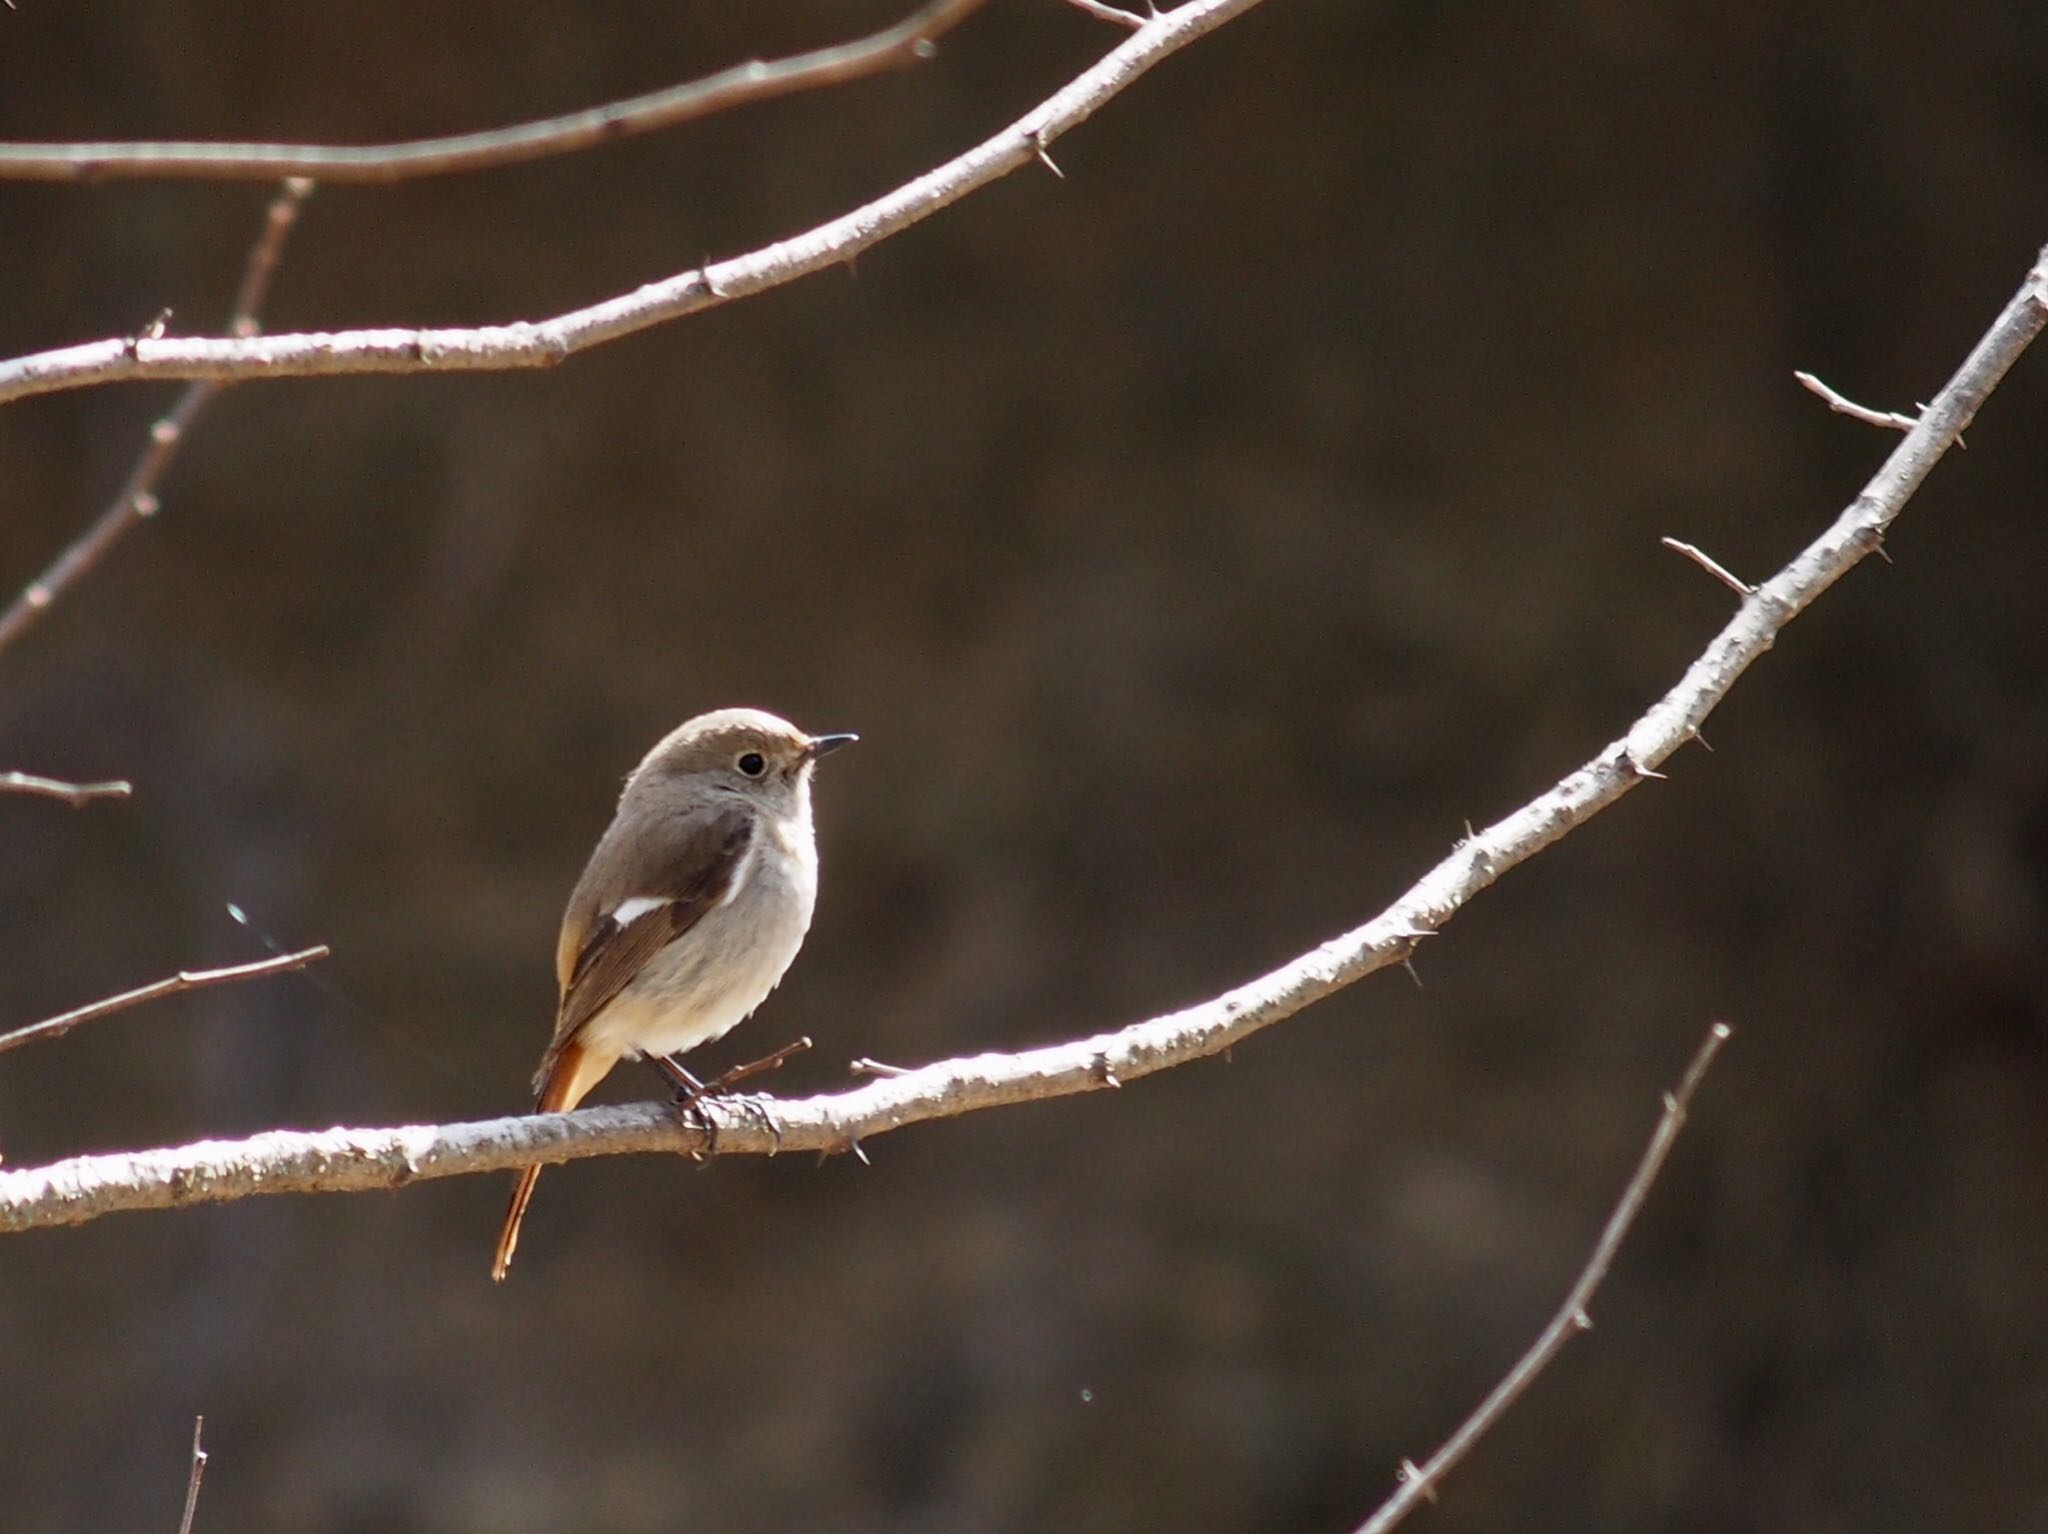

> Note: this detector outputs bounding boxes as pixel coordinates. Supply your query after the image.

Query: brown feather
[491,1036,620,1281]
[534,806,754,1091]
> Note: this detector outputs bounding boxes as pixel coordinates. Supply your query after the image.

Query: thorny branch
[0,0,1272,408]
[0,0,986,184]
[0,947,329,1058]
[1353,1023,1731,1534]
[0,179,313,656]
[0,240,2040,1233]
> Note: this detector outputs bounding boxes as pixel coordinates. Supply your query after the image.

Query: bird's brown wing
[533,804,754,1095]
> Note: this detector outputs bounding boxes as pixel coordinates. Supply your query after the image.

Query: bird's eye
[737,751,767,778]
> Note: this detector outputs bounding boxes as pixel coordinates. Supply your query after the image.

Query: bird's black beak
[803,732,859,762]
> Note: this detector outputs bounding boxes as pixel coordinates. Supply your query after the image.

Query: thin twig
[0,0,1272,409]
[1659,537,1754,597]
[1794,369,1921,434]
[1063,0,1147,28]
[0,946,329,1057]
[0,179,313,657]
[175,1417,208,1534]
[0,771,132,806]
[226,180,315,335]
[1352,1023,1731,1534]
[0,0,986,183]
[0,243,2039,1234]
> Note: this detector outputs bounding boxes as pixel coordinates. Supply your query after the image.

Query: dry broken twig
[1659,537,1754,598]
[0,252,2039,1238]
[0,0,1271,408]
[0,947,329,1058]
[0,179,313,656]
[1794,368,1922,434]
[0,771,132,807]
[0,0,985,184]
[1063,0,1147,27]
[1353,1022,1731,1534]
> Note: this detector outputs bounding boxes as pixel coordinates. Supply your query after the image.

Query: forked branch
[0,0,1273,408]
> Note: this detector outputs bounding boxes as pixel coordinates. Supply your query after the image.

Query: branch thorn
[1618,746,1668,781]
[1026,129,1065,178]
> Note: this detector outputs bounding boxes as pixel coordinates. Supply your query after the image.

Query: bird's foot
[644,1054,720,1160]
[651,1038,809,1162]
[668,1085,720,1162]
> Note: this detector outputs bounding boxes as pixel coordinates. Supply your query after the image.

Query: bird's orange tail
[491,1038,615,1282]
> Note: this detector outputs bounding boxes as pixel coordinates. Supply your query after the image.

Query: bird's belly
[577,869,814,1062]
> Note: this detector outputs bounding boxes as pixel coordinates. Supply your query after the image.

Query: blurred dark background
[2,2,2045,1530]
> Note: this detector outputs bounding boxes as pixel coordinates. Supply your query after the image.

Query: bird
[491,707,856,1280]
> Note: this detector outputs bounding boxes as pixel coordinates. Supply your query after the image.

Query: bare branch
[0,0,1272,409]
[0,179,313,656]
[0,0,987,184]
[0,771,132,807]
[0,245,2039,1236]
[1659,536,1754,597]
[175,1417,208,1534]
[0,946,329,1057]
[1352,1023,1731,1534]
[1794,368,1921,434]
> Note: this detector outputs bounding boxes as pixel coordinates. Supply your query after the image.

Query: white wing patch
[606,833,756,931]
[717,835,760,908]
[608,895,669,927]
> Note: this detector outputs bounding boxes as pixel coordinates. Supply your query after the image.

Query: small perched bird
[492,707,856,1281]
